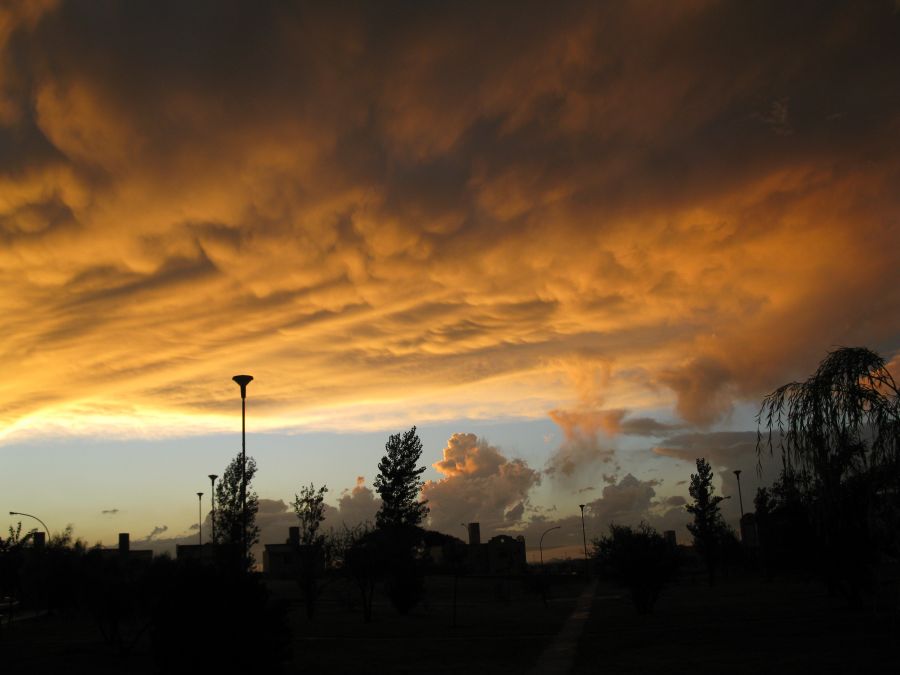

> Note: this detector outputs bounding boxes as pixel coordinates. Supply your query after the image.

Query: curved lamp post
[539,525,561,567]
[9,511,49,538]
[208,474,218,544]
[232,374,253,568]
[196,492,204,546]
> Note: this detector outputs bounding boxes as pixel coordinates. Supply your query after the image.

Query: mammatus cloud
[0,1,898,441]
[423,433,540,538]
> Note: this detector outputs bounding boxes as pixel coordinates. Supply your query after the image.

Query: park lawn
[277,573,587,674]
[574,574,900,674]
[1,573,587,674]
[1,610,156,674]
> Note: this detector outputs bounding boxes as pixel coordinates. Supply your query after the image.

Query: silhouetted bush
[593,522,678,614]
[150,562,290,673]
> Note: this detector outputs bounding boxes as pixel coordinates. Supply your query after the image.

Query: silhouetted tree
[334,523,380,622]
[293,483,328,546]
[151,561,290,673]
[0,522,34,626]
[292,483,328,619]
[754,470,814,578]
[373,427,430,615]
[686,457,726,585]
[214,452,260,569]
[757,346,900,598]
[592,522,678,614]
[374,426,429,529]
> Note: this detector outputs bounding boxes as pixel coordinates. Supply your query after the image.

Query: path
[529,580,598,675]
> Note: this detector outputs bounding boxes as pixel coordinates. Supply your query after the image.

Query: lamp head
[197,492,203,498]
[208,474,218,482]
[232,374,253,398]
[579,504,585,510]
[733,469,742,478]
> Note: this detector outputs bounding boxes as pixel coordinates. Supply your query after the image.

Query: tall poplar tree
[686,457,725,585]
[373,426,429,529]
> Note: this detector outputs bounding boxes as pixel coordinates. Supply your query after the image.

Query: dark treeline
[0,425,455,672]
[2,348,899,671]
[589,347,900,617]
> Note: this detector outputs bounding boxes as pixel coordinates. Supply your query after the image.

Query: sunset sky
[2,1,899,557]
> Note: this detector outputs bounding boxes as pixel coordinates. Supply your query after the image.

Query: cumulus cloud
[423,433,540,538]
[332,476,380,527]
[0,1,898,441]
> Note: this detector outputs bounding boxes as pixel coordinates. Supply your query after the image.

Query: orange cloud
[424,434,540,536]
[0,2,898,440]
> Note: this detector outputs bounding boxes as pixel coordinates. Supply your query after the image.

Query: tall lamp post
[733,469,744,518]
[196,492,204,546]
[578,504,588,562]
[9,511,49,538]
[232,374,253,568]
[208,474,218,544]
[539,525,561,567]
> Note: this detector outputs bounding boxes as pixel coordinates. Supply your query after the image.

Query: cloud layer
[1,1,898,439]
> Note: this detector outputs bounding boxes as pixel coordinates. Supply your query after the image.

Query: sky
[1,0,899,558]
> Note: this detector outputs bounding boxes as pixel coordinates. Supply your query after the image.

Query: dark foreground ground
[3,571,898,674]
[574,574,900,675]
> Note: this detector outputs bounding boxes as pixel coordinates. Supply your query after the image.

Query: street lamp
[9,511,49,537]
[232,374,253,568]
[578,504,588,562]
[196,493,204,546]
[733,469,745,518]
[539,525,561,567]
[208,474,218,544]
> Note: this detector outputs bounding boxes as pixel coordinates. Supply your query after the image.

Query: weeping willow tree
[757,346,899,486]
[757,347,900,594]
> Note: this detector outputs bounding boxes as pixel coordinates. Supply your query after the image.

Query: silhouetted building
[263,526,325,580]
[486,535,527,574]
[463,523,527,575]
[99,532,153,562]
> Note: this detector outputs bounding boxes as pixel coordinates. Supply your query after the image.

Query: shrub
[593,522,678,614]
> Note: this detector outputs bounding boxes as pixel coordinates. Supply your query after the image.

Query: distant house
[461,523,527,575]
[98,533,153,563]
[263,526,324,580]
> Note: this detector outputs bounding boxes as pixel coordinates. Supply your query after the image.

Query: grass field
[574,574,900,674]
[0,572,586,674]
[4,570,898,674]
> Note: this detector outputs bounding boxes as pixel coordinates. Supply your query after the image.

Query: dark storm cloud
[0,0,897,437]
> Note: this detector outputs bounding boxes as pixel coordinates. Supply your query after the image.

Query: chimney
[119,532,130,554]
[288,526,300,546]
[467,522,481,546]
[32,531,46,549]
